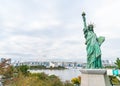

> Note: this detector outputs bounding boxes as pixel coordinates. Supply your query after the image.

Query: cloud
[93,0,120,39]
[27,20,61,30]
[0,0,119,62]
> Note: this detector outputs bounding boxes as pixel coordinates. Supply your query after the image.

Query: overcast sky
[0,0,120,62]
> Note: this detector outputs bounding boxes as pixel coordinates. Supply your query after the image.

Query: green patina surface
[82,12,105,69]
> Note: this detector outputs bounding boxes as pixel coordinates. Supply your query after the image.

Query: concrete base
[80,69,111,86]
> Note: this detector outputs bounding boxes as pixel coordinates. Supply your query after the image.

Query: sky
[0,0,120,62]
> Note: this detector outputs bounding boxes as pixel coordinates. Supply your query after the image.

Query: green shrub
[18,65,29,76]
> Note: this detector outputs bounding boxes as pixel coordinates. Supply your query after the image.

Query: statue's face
[88,25,94,32]
[89,27,93,31]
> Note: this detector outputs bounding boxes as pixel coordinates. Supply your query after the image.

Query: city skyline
[0,0,120,61]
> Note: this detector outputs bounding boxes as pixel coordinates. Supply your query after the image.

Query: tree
[0,58,14,78]
[18,65,29,76]
[115,58,120,69]
[71,76,81,86]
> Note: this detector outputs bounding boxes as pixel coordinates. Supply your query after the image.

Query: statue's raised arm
[82,12,87,29]
[82,12,88,39]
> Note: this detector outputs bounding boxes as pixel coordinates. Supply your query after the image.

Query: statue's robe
[83,28,105,68]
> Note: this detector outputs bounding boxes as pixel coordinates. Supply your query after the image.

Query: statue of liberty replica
[82,12,105,69]
[80,12,111,86]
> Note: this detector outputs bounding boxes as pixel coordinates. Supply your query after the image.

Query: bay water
[29,68,81,81]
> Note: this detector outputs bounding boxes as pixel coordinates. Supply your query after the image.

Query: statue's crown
[88,24,94,28]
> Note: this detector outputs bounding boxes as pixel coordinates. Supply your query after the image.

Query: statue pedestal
[80,69,111,86]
